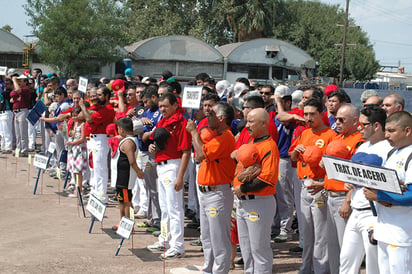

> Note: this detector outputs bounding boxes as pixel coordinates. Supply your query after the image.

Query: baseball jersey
[137,106,162,152]
[350,140,392,209]
[324,131,364,191]
[374,144,412,246]
[233,135,280,196]
[275,117,295,158]
[289,127,337,180]
[198,128,236,186]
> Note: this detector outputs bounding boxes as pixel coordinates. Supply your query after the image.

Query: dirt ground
[0,152,303,273]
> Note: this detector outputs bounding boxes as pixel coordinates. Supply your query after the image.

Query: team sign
[86,194,106,222]
[116,217,135,240]
[323,155,402,194]
[181,86,202,109]
[33,154,49,170]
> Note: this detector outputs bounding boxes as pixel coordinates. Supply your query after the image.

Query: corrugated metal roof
[217,38,315,69]
[124,35,223,62]
[0,29,24,54]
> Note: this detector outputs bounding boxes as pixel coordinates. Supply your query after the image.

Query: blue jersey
[136,107,162,152]
[275,118,295,158]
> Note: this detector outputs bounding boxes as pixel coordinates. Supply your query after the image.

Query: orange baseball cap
[301,146,323,167]
[237,143,259,167]
[199,127,217,143]
[325,140,351,159]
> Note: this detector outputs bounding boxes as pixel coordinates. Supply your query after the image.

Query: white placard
[78,77,88,93]
[0,66,7,75]
[323,155,402,194]
[116,217,135,239]
[48,142,56,154]
[86,194,106,222]
[33,154,49,170]
[181,86,203,109]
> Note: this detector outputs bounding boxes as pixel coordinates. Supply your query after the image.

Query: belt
[240,195,255,200]
[13,108,28,113]
[328,190,347,197]
[157,160,168,165]
[198,185,217,193]
[353,207,371,211]
[90,134,110,138]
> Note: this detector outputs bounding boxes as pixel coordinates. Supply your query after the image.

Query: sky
[1,0,412,73]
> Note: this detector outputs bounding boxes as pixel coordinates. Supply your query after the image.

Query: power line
[372,40,412,47]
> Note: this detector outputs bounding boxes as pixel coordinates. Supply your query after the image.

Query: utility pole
[339,0,350,87]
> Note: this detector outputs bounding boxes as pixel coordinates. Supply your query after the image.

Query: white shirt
[374,144,412,246]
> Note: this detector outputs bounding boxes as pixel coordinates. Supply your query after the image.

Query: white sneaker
[135,209,147,219]
[274,232,290,243]
[147,241,169,252]
[68,193,77,198]
[160,249,185,259]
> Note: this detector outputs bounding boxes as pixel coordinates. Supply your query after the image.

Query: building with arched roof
[0,29,26,70]
[124,35,224,81]
[218,38,316,83]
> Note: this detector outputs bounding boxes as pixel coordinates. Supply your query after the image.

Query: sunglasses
[242,106,252,110]
[358,122,371,129]
[260,92,272,96]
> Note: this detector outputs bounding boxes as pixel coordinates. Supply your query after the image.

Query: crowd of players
[0,67,411,273]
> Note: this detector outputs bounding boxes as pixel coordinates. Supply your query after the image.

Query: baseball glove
[237,164,262,183]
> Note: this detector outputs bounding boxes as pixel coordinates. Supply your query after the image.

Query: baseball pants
[156,159,185,253]
[0,110,13,151]
[14,109,29,153]
[340,209,378,274]
[327,194,348,273]
[378,241,412,274]
[198,184,233,274]
[89,134,109,203]
[140,152,160,227]
[299,184,329,274]
[237,195,276,274]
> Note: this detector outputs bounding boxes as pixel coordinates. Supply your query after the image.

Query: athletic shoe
[63,185,75,193]
[134,209,147,219]
[234,258,244,267]
[147,241,169,252]
[146,226,160,233]
[2,150,12,154]
[190,238,202,246]
[160,249,184,260]
[68,193,77,198]
[274,233,289,243]
[137,221,150,228]
[152,231,161,237]
[289,246,303,254]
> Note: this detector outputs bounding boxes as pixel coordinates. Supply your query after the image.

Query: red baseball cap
[324,84,338,97]
[111,79,125,95]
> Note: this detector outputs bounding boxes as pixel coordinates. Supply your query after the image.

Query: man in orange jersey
[187,102,236,273]
[233,108,280,274]
[323,104,363,273]
[289,98,337,274]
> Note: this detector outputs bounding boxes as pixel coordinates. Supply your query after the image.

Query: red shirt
[85,104,115,135]
[152,111,192,162]
[10,87,32,109]
[197,117,209,132]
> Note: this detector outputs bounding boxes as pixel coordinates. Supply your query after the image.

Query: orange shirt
[324,131,364,191]
[233,135,280,196]
[198,129,236,186]
[289,127,337,180]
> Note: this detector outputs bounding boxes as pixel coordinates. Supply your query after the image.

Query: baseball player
[187,101,236,274]
[233,108,280,274]
[364,111,412,274]
[340,106,391,274]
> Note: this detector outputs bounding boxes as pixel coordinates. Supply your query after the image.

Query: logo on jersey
[164,177,172,186]
[208,207,218,217]
[314,139,325,148]
[137,109,144,116]
[153,111,159,119]
[248,211,260,222]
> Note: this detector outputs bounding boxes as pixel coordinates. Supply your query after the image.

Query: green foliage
[2,25,13,32]
[25,0,128,77]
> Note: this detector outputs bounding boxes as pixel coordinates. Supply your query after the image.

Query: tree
[25,0,128,77]
[2,25,13,32]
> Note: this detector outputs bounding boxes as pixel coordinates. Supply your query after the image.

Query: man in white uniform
[364,110,412,274]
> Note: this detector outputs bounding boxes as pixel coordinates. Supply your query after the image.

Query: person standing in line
[186,102,236,273]
[145,93,191,259]
[79,86,115,204]
[233,108,280,274]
